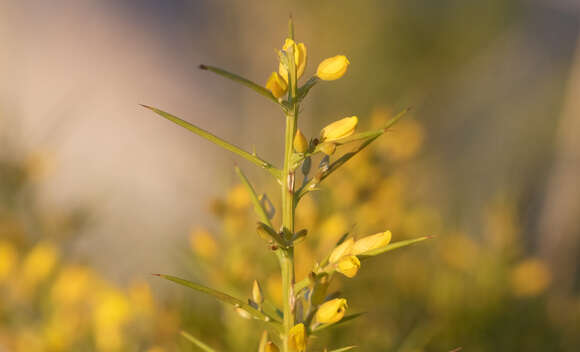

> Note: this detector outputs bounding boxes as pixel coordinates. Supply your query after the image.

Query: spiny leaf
[199,64,281,106]
[312,313,366,333]
[235,166,274,227]
[154,274,282,331]
[181,331,217,352]
[142,105,281,179]
[358,236,433,260]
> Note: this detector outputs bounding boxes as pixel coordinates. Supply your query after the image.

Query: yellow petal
[266,72,288,98]
[329,237,354,264]
[316,298,348,324]
[320,116,358,142]
[352,231,392,255]
[336,255,361,278]
[316,55,349,81]
[279,39,308,81]
[288,323,306,352]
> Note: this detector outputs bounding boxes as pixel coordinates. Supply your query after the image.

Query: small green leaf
[297,77,320,101]
[312,313,366,333]
[181,331,218,352]
[199,64,281,106]
[358,236,433,260]
[142,105,281,179]
[154,274,282,331]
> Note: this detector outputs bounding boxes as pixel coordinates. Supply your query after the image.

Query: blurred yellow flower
[288,323,306,352]
[316,55,349,81]
[316,298,348,324]
[329,237,354,264]
[190,228,219,260]
[0,240,18,282]
[511,258,551,297]
[320,116,358,142]
[227,184,252,210]
[378,119,424,161]
[336,255,360,278]
[279,39,307,81]
[21,242,58,287]
[51,265,93,305]
[352,231,392,255]
[94,287,131,351]
[293,129,308,153]
[266,72,288,98]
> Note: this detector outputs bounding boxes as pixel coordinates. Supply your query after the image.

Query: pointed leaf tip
[199,64,208,70]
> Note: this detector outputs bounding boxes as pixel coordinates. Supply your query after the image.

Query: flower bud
[320,116,358,142]
[234,306,252,319]
[335,255,361,278]
[352,231,392,255]
[328,237,354,264]
[316,298,348,324]
[288,323,306,352]
[316,55,349,81]
[293,129,308,153]
[266,72,288,98]
[318,143,336,156]
[279,39,307,81]
[252,279,264,304]
[265,342,280,352]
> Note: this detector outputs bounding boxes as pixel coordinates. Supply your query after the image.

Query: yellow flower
[316,298,347,324]
[288,323,306,352]
[266,72,288,98]
[511,258,551,297]
[329,237,354,264]
[279,39,307,81]
[320,116,358,142]
[0,240,18,282]
[21,242,58,286]
[252,279,264,304]
[316,55,349,81]
[336,255,360,278]
[190,228,219,260]
[352,231,392,255]
[293,129,308,153]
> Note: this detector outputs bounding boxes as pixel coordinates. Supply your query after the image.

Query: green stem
[281,22,298,351]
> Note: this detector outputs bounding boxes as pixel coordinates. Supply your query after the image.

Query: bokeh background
[1,0,580,351]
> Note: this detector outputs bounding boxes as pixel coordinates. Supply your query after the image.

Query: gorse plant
[143,18,431,352]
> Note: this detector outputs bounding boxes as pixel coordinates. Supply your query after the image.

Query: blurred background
[1,0,580,351]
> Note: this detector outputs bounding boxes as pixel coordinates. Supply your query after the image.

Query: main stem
[281,106,297,351]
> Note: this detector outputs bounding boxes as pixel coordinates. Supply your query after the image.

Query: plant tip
[199,64,208,70]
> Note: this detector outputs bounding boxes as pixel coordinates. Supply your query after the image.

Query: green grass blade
[142,105,281,179]
[154,274,282,331]
[358,236,433,260]
[181,331,218,352]
[199,65,280,105]
[235,166,273,227]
